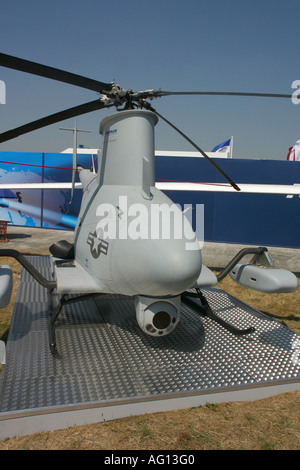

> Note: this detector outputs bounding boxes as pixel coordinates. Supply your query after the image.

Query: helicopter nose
[146,240,202,295]
[113,238,202,297]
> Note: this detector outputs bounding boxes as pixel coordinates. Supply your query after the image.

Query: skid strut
[48,290,103,354]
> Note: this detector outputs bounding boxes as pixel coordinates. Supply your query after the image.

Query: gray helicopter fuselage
[73,110,202,297]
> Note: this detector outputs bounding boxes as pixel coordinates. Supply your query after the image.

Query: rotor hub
[100,84,163,110]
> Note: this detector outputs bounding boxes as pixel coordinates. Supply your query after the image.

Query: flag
[211,138,231,153]
[287,140,300,161]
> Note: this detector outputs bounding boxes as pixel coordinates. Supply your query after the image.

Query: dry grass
[0,255,299,450]
[0,391,300,450]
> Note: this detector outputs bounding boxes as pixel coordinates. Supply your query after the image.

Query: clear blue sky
[0,0,300,159]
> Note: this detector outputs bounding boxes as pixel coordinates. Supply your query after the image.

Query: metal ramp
[0,255,300,439]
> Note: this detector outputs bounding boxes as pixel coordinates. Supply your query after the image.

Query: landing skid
[49,287,255,355]
[182,289,255,336]
[0,246,293,352]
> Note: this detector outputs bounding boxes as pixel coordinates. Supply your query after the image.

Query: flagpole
[230,136,234,158]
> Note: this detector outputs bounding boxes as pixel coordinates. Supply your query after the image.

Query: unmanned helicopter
[0,53,298,353]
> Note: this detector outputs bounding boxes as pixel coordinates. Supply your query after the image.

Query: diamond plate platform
[0,255,300,439]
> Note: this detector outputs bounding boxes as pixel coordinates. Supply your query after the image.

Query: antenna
[60,120,91,202]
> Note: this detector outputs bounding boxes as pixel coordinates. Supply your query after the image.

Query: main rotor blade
[0,53,112,93]
[148,106,240,191]
[0,99,108,143]
[160,90,292,99]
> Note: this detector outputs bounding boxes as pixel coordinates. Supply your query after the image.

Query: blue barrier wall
[0,152,90,229]
[156,157,300,248]
[0,151,299,248]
